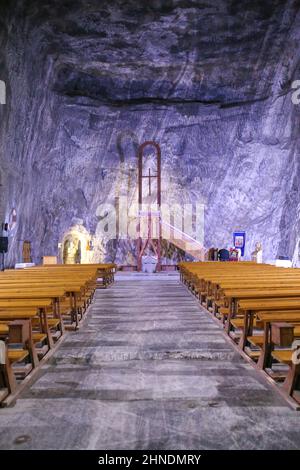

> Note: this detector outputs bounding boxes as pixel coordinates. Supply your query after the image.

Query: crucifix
[137,141,162,271]
[143,167,157,197]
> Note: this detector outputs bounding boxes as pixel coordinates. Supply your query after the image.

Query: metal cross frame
[137,141,162,272]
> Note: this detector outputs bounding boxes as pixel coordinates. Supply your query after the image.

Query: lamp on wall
[0,235,8,271]
[0,221,9,271]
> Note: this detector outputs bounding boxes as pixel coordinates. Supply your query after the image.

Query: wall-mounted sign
[233,231,246,256]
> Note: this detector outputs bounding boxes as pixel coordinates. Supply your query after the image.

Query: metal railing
[160,220,204,249]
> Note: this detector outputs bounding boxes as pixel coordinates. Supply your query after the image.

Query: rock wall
[1,0,300,266]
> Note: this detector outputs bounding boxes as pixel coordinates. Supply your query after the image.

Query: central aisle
[0,272,300,450]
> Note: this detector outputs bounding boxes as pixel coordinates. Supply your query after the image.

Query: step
[220,307,229,316]
[245,347,261,360]
[231,318,257,329]
[248,336,264,347]
[13,363,33,379]
[8,349,29,363]
[52,330,62,341]
[36,344,49,358]
[0,324,9,335]
[271,350,293,365]
[295,326,300,336]
[32,333,47,343]
[48,319,60,328]
[231,318,245,328]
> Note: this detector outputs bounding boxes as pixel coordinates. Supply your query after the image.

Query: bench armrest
[271,322,295,347]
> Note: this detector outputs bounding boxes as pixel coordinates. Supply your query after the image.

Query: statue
[229,247,239,261]
[74,240,81,264]
[63,237,81,264]
[251,242,263,263]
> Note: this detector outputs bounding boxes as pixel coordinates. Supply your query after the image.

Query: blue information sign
[233,231,246,257]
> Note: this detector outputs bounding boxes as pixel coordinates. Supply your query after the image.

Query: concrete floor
[0,272,300,450]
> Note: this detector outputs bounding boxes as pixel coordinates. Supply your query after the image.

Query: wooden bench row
[0,263,116,406]
[179,261,300,408]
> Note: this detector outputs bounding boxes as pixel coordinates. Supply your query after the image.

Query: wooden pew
[0,338,30,401]
[0,309,40,399]
[221,288,300,336]
[26,263,116,287]
[178,261,300,406]
[0,303,51,360]
[0,288,66,341]
[254,314,300,403]
[238,299,300,350]
[0,263,115,406]
[0,270,100,328]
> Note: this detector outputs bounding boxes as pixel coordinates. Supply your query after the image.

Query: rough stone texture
[1,1,300,264]
[0,273,300,450]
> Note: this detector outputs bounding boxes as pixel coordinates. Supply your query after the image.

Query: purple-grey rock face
[1,0,300,265]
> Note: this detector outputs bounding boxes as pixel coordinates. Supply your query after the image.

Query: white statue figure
[251,242,263,263]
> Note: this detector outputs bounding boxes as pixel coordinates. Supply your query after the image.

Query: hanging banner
[233,231,246,257]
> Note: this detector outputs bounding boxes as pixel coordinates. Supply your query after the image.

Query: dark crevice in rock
[55,92,273,109]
